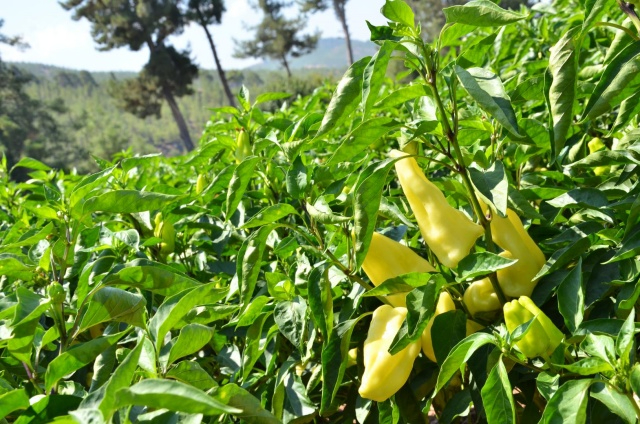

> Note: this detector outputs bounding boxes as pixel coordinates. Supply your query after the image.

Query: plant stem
[424,66,508,305]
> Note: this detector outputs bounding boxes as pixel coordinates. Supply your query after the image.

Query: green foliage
[2,0,640,422]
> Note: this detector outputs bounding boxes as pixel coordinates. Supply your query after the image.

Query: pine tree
[298,0,353,65]
[186,0,236,107]
[234,0,320,77]
[60,0,197,151]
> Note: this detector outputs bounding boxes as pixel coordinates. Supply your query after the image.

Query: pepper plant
[1,0,640,422]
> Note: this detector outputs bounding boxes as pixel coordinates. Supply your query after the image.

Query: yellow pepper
[588,137,608,176]
[196,174,207,195]
[489,208,546,298]
[154,213,175,255]
[421,292,455,362]
[390,150,483,268]
[359,305,422,402]
[463,277,501,318]
[362,232,436,308]
[235,128,251,163]
[503,296,564,359]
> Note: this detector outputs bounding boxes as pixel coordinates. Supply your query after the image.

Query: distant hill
[247,38,378,71]
[8,62,136,82]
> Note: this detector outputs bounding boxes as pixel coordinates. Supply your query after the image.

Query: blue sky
[0,0,387,71]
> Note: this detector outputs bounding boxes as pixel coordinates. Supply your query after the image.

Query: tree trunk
[334,1,354,65]
[161,84,195,151]
[282,55,292,78]
[145,39,194,152]
[197,11,236,108]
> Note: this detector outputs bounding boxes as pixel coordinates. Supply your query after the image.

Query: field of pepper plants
[2,0,640,422]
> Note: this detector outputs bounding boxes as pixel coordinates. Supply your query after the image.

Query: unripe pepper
[362,232,436,308]
[587,137,608,176]
[390,150,483,268]
[463,277,501,317]
[235,128,251,163]
[47,282,66,304]
[196,174,207,195]
[489,208,546,298]
[503,296,564,359]
[154,213,175,255]
[359,305,421,402]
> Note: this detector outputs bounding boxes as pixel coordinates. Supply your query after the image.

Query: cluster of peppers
[358,150,563,402]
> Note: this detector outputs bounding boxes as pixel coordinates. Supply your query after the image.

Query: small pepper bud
[47,282,66,304]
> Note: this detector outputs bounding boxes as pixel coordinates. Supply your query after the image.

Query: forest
[2,0,640,423]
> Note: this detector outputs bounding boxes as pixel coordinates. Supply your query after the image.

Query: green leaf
[114,379,241,415]
[443,0,525,27]
[241,312,273,380]
[454,66,521,137]
[78,287,146,333]
[590,383,636,424]
[362,272,433,298]
[434,333,496,394]
[226,156,261,220]
[616,308,635,363]
[321,313,371,414]
[242,204,298,229]
[308,265,333,340]
[469,160,508,218]
[163,324,214,368]
[45,331,127,393]
[328,117,402,165]
[305,200,350,224]
[540,379,593,424]
[353,157,397,269]
[255,92,291,105]
[78,337,144,419]
[8,287,51,364]
[432,310,467,365]
[10,157,51,172]
[608,225,640,263]
[0,389,30,419]
[557,259,584,333]
[148,283,226,352]
[584,41,640,120]
[456,252,517,281]
[537,372,560,402]
[166,361,218,391]
[316,57,370,137]
[582,0,607,32]
[274,297,307,353]
[238,224,276,311]
[481,359,515,424]
[14,395,82,424]
[389,274,446,355]
[363,41,396,118]
[630,363,640,396]
[557,357,614,375]
[285,156,308,200]
[380,0,415,28]
[548,29,577,159]
[103,259,201,296]
[534,237,591,280]
[374,84,431,110]
[213,384,280,424]
[83,190,182,215]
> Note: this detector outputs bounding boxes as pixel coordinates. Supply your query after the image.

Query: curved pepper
[489,208,546,298]
[362,232,436,308]
[463,277,501,318]
[359,305,422,402]
[504,296,563,358]
[390,150,483,268]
